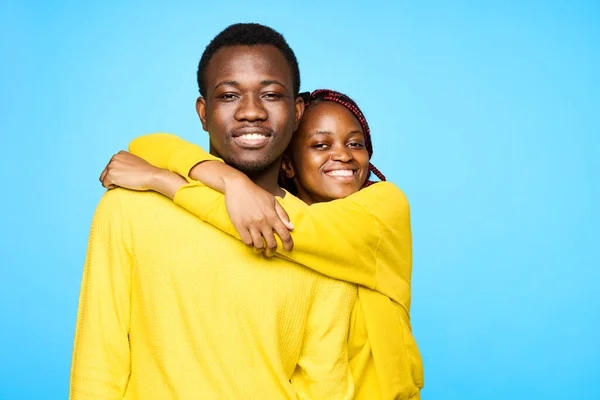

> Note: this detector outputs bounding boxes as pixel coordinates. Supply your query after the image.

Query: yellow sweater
[130,134,425,400]
[70,188,357,399]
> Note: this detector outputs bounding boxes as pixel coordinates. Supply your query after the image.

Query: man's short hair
[197,23,301,98]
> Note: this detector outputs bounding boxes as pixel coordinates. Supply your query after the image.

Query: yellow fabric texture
[70,188,357,399]
[130,133,425,399]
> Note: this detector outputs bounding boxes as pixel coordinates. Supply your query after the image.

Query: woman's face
[282,101,370,204]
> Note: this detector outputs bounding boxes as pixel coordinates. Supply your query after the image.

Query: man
[70,23,356,399]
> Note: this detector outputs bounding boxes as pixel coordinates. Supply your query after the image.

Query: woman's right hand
[99,150,186,199]
[223,174,295,255]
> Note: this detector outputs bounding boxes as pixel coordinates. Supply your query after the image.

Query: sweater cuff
[168,143,223,179]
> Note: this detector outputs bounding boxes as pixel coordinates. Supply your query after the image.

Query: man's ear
[196,97,208,131]
[281,154,296,179]
[294,96,305,131]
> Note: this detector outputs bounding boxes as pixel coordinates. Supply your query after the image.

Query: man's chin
[226,157,273,177]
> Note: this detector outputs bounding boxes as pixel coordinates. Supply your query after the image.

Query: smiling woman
[280,93,374,204]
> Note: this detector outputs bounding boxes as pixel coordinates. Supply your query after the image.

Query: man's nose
[234,95,268,121]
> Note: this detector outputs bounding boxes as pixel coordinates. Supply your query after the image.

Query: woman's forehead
[299,102,362,133]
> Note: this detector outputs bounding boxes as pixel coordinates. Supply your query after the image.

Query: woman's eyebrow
[309,130,334,138]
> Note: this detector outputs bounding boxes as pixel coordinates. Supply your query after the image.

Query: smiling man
[70,23,356,399]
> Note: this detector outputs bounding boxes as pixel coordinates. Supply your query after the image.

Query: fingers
[249,227,264,250]
[100,167,113,189]
[234,204,295,256]
[274,203,294,251]
[99,167,108,185]
[261,226,278,257]
[238,228,263,254]
[100,152,123,188]
[264,246,275,258]
[275,203,294,231]
[236,226,254,247]
[272,220,293,252]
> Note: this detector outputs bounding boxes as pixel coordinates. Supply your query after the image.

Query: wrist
[150,168,187,199]
[222,170,251,194]
[149,167,171,190]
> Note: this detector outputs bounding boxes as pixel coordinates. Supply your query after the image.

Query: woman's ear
[294,96,305,130]
[281,154,296,179]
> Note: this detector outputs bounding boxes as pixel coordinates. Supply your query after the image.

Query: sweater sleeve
[173,181,412,308]
[128,133,222,180]
[291,279,355,399]
[70,190,132,399]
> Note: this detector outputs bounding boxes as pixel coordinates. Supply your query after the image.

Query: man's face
[197,45,304,176]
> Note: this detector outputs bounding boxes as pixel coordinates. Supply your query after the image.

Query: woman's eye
[349,142,365,148]
[312,143,330,150]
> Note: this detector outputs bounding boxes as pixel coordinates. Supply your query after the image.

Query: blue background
[1,1,598,399]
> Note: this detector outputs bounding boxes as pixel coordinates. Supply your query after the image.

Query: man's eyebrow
[214,80,286,91]
[261,80,286,89]
[214,80,239,90]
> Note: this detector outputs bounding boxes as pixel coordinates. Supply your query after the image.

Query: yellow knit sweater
[129,134,424,400]
[70,188,357,399]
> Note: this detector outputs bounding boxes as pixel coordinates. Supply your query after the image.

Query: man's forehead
[206,45,291,78]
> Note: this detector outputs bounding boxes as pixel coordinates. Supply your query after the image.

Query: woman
[101,89,424,399]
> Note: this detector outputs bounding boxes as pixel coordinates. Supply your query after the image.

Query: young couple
[71,23,423,399]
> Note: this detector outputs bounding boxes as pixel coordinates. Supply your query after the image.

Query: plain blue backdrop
[1,1,598,399]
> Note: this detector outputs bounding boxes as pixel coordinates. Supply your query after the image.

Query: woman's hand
[99,150,186,198]
[223,174,294,255]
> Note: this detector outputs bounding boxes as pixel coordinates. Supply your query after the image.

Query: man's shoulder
[101,188,171,204]
[95,188,176,219]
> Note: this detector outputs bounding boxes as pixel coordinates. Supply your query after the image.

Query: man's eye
[220,94,237,100]
[263,93,282,99]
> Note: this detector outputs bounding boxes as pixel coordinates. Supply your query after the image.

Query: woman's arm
[105,133,295,253]
[117,134,411,302]
[128,133,223,180]
[174,180,412,304]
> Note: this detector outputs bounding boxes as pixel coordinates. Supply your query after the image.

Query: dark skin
[281,101,370,205]
[196,44,305,196]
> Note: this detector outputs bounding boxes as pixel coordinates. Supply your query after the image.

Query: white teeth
[239,134,267,140]
[326,170,354,177]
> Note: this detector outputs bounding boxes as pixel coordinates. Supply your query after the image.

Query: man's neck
[209,146,285,197]
[247,163,285,197]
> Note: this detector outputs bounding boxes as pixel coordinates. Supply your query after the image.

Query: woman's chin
[322,184,361,201]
